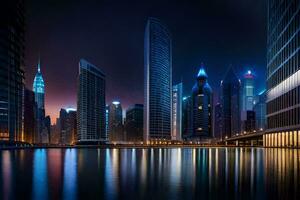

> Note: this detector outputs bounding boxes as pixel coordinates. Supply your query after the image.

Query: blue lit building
[254,90,266,131]
[190,65,213,141]
[220,66,241,139]
[172,83,183,141]
[77,59,106,143]
[105,105,109,140]
[144,17,172,142]
[241,70,255,111]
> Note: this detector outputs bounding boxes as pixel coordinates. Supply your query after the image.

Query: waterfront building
[144,17,172,142]
[65,108,77,145]
[59,108,67,144]
[265,0,300,148]
[77,59,106,143]
[241,70,255,111]
[0,0,25,142]
[182,96,193,139]
[24,88,37,143]
[125,104,143,142]
[220,66,241,139]
[214,102,222,139]
[190,65,213,141]
[253,90,266,131]
[172,83,183,141]
[33,59,46,143]
[105,105,109,140]
[244,111,256,133]
[108,101,123,142]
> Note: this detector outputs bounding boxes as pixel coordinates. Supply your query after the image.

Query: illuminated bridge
[224,131,264,146]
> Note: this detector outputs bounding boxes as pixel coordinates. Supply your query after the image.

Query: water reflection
[0,148,299,199]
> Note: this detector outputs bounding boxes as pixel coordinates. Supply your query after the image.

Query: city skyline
[24,0,267,121]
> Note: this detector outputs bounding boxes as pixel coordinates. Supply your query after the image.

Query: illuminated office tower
[253,90,266,131]
[105,105,109,140]
[144,17,172,142]
[108,101,123,142]
[190,65,213,141]
[241,70,255,111]
[265,0,300,148]
[172,83,183,141]
[0,0,25,142]
[220,66,241,139]
[77,59,106,143]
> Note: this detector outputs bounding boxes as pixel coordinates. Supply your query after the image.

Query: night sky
[25,0,267,122]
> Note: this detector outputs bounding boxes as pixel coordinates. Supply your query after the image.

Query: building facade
[253,90,266,131]
[241,70,255,111]
[190,66,213,141]
[125,104,143,142]
[144,17,172,142]
[214,102,222,139]
[77,59,106,143]
[59,108,77,145]
[108,101,123,142]
[24,88,37,143]
[172,83,183,141]
[182,96,193,139]
[0,0,25,142]
[220,66,241,139]
[265,0,300,148]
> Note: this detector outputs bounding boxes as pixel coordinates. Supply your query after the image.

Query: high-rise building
[220,66,241,139]
[108,101,123,142]
[182,96,193,139]
[105,105,109,140]
[77,59,106,143]
[144,17,172,142]
[244,111,256,133]
[214,102,222,139]
[59,108,77,145]
[190,65,213,141]
[24,88,37,143]
[0,0,25,142]
[265,0,300,148]
[253,90,266,131]
[172,83,183,141]
[241,70,255,111]
[125,104,143,142]
[33,59,46,143]
[59,108,67,144]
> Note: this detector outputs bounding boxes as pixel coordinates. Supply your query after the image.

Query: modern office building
[190,65,213,141]
[182,96,193,139]
[214,102,222,139]
[244,111,256,133]
[24,88,37,143]
[220,66,241,139]
[33,59,46,143]
[108,101,123,142]
[253,90,266,131]
[265,0,300,148]
[241,70,255,111]
[105,105,109,140]
[77,59,106,143]
[0,0,25,142]
[144,17,172,142]
[59,108,67,144]
[125,104,143,142]
[59,108,77,145]
[172,83,183,141]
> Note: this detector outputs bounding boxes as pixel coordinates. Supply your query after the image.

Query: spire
[197,63,208,79]
[37,56,41,72]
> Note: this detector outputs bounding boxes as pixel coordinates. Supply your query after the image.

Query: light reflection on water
[0,148,299,199]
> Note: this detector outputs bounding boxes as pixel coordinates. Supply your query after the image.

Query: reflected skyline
[0,148,299,199]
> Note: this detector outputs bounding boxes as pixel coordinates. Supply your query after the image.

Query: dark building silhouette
[144,17,172,142]
[265,0,300,148]
[59,108,77,145]
[108,101,123,142]
[182,96,193,139]
[24,88,37,143]
[0,0,25,142]
[125,104,143,142]
[77,59,106,143]
[190,65,213,141]
[214,102,222,139]
[220,66,241,139]
[59,108,67,144]
[244,111,256,133]
[254,90,266,131]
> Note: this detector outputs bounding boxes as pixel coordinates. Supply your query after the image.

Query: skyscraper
[33,59,46,143]
[253,90,266,131]
[105,105,109,140]
[108,101,123,142]
[214,102,222,139]
[190,65,213,141]
[265,0,300,148]
[172,83,183,141]
[220,66,241,139]
[125,104,143,142]
[144,17,172,142]
[0,0,25,142]
[24,88,37,143]
[182,96,193,139]
[59,108,77,145]
[241,70,255,111]
[77,59,106,143]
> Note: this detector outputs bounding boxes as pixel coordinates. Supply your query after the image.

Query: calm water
[0,148,299,200]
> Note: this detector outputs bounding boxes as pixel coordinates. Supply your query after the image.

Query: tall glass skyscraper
[0,0,25,142]
[172,83,183,141]
[77,59,106,143]
[108,101,123,142]
[265,0,300,148]
[241,70,255,111]
[144,17,172,142]
[220,66,241,139]
[190,65,213,141]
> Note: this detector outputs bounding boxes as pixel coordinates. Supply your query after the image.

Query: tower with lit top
[33,59,45,110]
